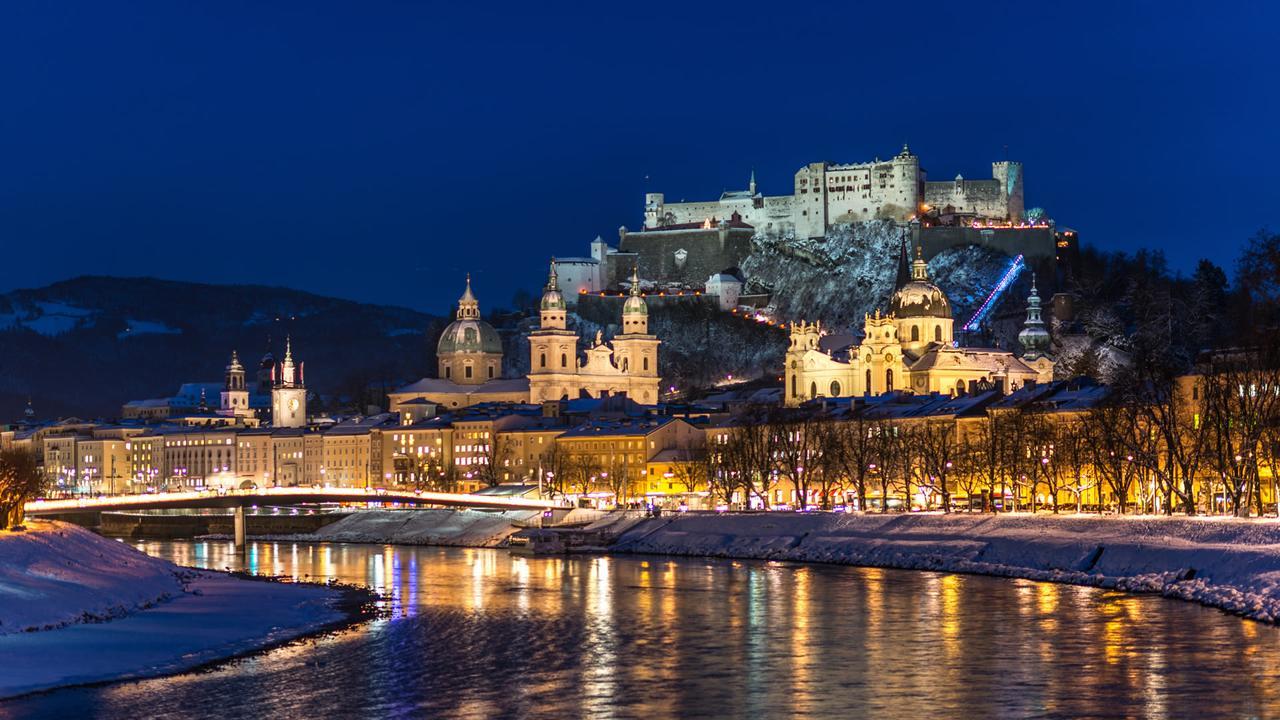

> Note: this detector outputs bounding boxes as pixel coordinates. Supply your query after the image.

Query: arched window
[911,325,919,342]
[561,353,568,368]
[791,375,797,397]
[643,357,649,371]
[488,366,495,379]
[445,366,452,379]
[935,325,943,342]
[865,369,872,394]
[465,365,473,379]
[810,382,818,399]
[886,369,893,392]
[539,352,546,368]
[622,358,629,372]
[830,381,841,396]
[956,380,966,396]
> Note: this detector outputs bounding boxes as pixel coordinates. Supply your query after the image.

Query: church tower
[220,350,251,418]
[1019,274,1056,384]
[528,259,580,402]
[436,275,503,384]
[611,268,661,403]
[272,337,307,428]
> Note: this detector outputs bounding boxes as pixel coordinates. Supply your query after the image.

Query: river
[3,539,1280,719]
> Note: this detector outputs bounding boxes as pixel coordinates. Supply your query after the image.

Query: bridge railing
[25,486,558,514]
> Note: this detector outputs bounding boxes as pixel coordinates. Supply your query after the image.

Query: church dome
[623,294,647,316]
[438,275,502,355]
[437,317,502,354]
[622,267,647,316]
[889,280,952,319]
[890,245,951,320]
[541,258,566,311]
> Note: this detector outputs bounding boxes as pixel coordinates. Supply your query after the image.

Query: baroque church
[784,243,1053,406]
[387,264,663,412]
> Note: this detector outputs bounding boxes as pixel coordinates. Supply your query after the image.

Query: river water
[4,540,1280,719]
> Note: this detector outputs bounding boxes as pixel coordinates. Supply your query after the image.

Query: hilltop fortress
[644,144,1024,239]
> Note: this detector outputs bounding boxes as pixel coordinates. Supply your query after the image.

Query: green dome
[437,318,502,354]
[541,289,566,311]
[623,294,647,316]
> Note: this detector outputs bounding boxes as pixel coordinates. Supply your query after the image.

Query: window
[465,366,473,379]
[911,326,919,342]
[810,382,817,399]
[540,352,546,368]
[561,353,568,368]
[445,366,452,379]
[791,375,797,397]
[642,357,649,371]
[865,369,872,393]
[886,369,894,392]
[830,381,841,396]
[935,325,942,342]
[488,366,494,379]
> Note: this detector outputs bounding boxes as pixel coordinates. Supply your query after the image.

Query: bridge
[26,487,560,547]
[25,486,559,515]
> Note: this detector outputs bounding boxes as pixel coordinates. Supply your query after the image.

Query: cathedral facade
[784,244,1052,406]
[388,265,664,413]
[528,263,661,404]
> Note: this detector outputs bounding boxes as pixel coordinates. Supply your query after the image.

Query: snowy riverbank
[0,522,362,699]
[222,508,541,547]
[610,513,1280,624]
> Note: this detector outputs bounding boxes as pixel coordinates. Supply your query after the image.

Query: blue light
[964,254,1024,332]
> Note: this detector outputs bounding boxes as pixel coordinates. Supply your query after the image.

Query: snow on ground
[117,318,182,340]
[251,509,539,547]
[0,521,183,634]
[0,522,351,699]
[612,512,1280,624]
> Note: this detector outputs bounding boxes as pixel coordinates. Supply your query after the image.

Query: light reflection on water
[3,539,1280,719]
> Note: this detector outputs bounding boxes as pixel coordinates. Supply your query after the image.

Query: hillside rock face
[743,220,1020,335]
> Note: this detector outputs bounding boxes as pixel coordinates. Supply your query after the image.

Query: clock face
[289,397,300,412]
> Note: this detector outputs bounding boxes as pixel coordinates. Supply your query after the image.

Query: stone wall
[919,225,1057,262]
[618,227,754,286]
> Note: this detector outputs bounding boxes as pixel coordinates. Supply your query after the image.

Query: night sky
[2,2,1276,315]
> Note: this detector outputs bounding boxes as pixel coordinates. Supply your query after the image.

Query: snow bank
[0,522,355,699]
[613,513,1280,624]
[0,522,183,634]
[252,509,539,547]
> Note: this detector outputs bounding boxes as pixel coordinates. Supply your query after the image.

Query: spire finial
[457,274,479,319]
[630,266,641,296]
[547,257,559,288]
[284,335,293,362]
[911,243,929,281]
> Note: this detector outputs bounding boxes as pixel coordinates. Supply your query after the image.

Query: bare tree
[1201,347,1280,516]
[827,413,876,511]
[0,449,44,528]
[917,419,957,512]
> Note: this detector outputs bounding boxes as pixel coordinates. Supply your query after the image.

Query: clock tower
[271,337,307,428]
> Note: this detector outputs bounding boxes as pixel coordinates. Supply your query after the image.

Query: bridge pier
[233,505,246,548]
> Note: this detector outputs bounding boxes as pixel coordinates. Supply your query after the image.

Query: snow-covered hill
[743,220,1018,334]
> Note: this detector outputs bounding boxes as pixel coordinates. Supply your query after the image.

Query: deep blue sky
[1,2,1276,315]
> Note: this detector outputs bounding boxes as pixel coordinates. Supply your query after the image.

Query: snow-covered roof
[393,377,530,395]
[559,416,675,438]
[908,347,1038,375]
